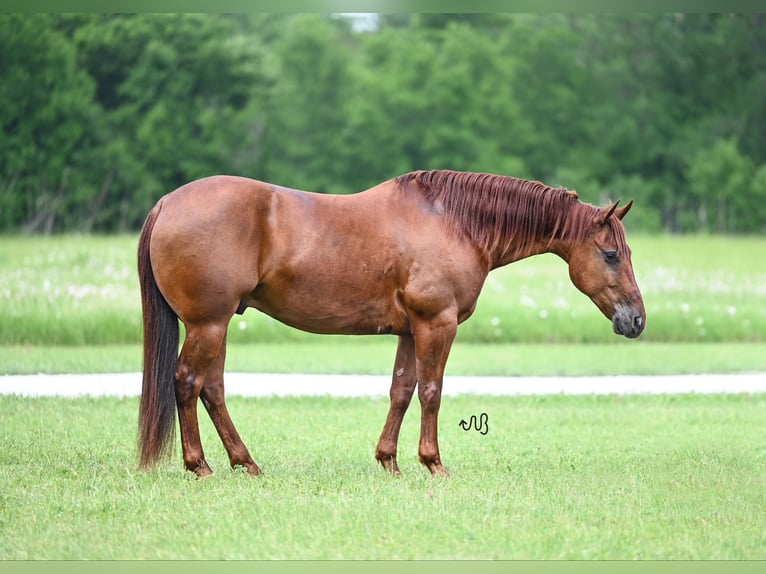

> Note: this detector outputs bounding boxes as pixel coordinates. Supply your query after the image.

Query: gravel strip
[1,372,765,398]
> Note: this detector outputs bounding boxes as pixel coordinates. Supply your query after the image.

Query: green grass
[3,236,764,561]
[1,234,765,346]
[1,340,766,376]
[1,393,765,559]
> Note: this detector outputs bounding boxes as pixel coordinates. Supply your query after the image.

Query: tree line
[2,13,765,234]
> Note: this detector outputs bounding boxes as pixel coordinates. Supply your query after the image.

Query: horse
[137,170,645,478]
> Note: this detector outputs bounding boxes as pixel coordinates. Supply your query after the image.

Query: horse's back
[147,175,406,324]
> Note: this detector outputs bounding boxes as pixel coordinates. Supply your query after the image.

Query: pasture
[1,233,765,560]
[1,233,765,376]
[2,393,765,560]
[0,234,765,348]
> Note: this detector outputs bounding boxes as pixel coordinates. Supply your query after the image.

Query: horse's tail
[137,201,179,470]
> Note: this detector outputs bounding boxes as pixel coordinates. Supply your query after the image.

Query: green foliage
[2,14,766,233]
[259,15,356,193]
[686,139,755,233]
[0,15,101,232]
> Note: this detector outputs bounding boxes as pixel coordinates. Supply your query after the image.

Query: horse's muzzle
[612,304,645,339]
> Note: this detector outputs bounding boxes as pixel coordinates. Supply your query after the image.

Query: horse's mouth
[613,311,644,339]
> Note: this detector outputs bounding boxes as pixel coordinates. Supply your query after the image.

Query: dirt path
[1,372,764,398]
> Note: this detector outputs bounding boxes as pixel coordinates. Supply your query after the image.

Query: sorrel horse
[137,170,645,477]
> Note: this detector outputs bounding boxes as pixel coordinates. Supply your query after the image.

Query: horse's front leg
[375,334,417,475]
[412,311,457,477]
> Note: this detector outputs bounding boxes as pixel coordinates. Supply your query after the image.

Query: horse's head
[566,200,646,339]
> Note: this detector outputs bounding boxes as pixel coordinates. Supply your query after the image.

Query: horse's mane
[396,170,622,261]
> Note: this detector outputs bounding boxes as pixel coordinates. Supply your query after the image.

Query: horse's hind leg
[175,322,228,477]
[375,334,417,475]
[200,335,261,476]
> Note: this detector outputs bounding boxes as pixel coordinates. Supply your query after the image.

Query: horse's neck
[490,206,585,269]
[491,237,567,269]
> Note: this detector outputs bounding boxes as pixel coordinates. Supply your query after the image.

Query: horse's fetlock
[375,446,397,463]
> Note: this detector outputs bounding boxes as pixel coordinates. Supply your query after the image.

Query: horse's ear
[595,200,620,226]
[614,200,634,220]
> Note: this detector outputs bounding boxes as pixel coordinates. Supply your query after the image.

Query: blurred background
[2,12,765,235]
[3,15,765,559]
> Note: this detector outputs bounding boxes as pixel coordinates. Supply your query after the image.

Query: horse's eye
[603,249,619,264]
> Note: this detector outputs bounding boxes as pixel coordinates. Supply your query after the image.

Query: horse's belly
[248,284,409,336]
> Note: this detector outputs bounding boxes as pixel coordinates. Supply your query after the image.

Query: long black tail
[137,202,179,469]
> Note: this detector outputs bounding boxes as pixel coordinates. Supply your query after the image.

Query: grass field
[1,234,765,347]
[2,233,765,376]
[1,393,765,560]
[1,233,765,561]
[2,341,766,376]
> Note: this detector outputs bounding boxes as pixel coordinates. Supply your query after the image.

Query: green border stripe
[2,1,764,13]
[6,559,766,573]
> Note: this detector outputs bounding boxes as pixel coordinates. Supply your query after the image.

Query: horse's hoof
[378,455,401,476]
[192,460,213,478]
[426,462,450,477]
